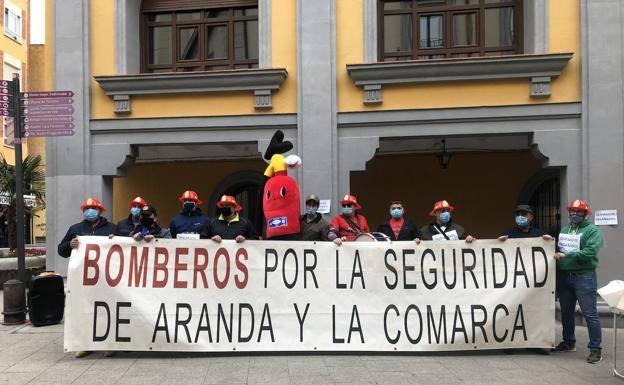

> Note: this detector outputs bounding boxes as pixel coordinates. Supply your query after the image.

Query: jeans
[557,271,602,350]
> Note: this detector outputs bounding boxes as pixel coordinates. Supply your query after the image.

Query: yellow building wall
[351,151,544,238]
[90,0,297,119]
[337,0,581,112]
[113,159,266,227]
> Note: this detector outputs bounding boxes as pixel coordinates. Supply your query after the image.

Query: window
[4,3,22,42]
[379,0,521,61]
[141,1,259,73]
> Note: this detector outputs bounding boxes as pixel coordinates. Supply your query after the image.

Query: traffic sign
[23,105,75,116]
[22,91,74,99]
[24,122,75,131]
[23,115,74,124]
[23,129,74,137]
[0,110,9,117]
[21,97,73,106]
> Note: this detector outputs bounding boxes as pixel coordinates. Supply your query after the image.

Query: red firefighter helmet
[128,196,147,208]
[566,199,592,215]
[339,194,362,210]
[429,200,454,216]
[80,198,106,212]
[178,190,203,205]
[216,195,242,212]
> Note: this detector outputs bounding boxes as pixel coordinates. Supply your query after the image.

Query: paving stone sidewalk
[0,299,621,384]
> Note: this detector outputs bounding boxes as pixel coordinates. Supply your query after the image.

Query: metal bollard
[3,279,26,325]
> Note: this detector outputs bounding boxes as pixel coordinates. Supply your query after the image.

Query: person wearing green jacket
[552,199,604,364]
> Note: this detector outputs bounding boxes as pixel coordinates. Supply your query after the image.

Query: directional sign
[22,97,73,106]
[22,91,74,99]
[23,129,74,137]
[23,105,75,116]
[0,110,10,117]
[23,115,74,124]
[24,122,75,131]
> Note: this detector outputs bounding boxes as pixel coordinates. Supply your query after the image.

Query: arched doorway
[209,171,266,236]
[518,167,562,237]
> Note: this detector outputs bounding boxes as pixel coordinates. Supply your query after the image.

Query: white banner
[65,237,555,352]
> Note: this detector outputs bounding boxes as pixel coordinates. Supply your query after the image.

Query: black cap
[140,205,157,217]
[514,204,534,214]
[305,194,320,204]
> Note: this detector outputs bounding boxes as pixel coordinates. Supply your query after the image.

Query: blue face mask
[306,206,318,215]
[515,215,529,227]
[438,211,451,224]
[342,207,353,216]
[182,202,196,212]
[84,208,99,222]
[390,208,403,219]
[130,207,141,217]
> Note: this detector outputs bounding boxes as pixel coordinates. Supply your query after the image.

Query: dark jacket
[377,218,422,241]
[300,213,330,241]
[57,217,117,258]
[419,221,466,241]
[502,226,545,239]
[116,215,140,237]
[201,214,259,240]
[131,223,172,239]
[169,208,210,238]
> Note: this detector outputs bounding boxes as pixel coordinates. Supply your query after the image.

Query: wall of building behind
[351,151,544,238]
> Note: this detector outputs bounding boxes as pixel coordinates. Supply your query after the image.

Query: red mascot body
[263,131,301,239]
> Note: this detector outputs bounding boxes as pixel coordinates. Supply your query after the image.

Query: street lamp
[436,139,452,169]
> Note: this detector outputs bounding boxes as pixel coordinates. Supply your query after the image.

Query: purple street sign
[23,130,75,137]
[21,98,73,106]
[0,95,9,102]
[22,91,74,99]
[0,110,9,117]
[24,122,75,131]
[23,105,75,115]
[24,115,74,124]
[0,87,10,95]
[0,81,10,87]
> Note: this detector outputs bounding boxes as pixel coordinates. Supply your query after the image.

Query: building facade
[47,0,623,286]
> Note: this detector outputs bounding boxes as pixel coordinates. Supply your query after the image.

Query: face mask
[390,208,403,219]
[342,207,353,216]
[306,206,318,215]
[182,202,196,212]
[569,213,585,225]
[515,215,529,227]
[219,207,233,217]
[130,207,141,217]
[83,208,99,222]
[438,211,451,224]
[141,216,154,227]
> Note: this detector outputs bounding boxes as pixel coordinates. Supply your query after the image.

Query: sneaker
[552,341,576,352]
[74,351,92,359]
[587,349,602,364]
[103,351,116,358]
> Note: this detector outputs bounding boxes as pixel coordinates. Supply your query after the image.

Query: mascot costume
[263,130,301,240]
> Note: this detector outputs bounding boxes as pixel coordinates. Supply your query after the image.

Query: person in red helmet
[57,198,117,259]
[57,197,117,359]
[201,195,258,243]
[116,196,147,236]
[328,194,370,245]
[169,190,211,239]
[552,199,604,364]
[419,200,475,243]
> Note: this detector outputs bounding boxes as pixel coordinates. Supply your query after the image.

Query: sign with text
[19,90,75,137]
[65,237,555,352]
[594,210,618,226]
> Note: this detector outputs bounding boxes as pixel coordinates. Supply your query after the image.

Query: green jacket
[557,219,603,272]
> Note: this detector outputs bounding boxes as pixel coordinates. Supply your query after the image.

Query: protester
[498,204,553,355]
[300,194,330,241]
[116,196,147,236]
[498,204,553,241]
[376,201,422,242]
[201,195,258,243]
[131,205,171,241]
[57,197,116,358]
[169,190,210,239]
[552,199,604,364]
[328,194,370,245]
[419,200,475,242]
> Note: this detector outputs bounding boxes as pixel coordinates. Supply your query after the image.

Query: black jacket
[377,219,422,241]
[201,215,259,240]
[169,208,211,238]
[501,226,545,239]
[116,215,140,237]
[57,217,117,258]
